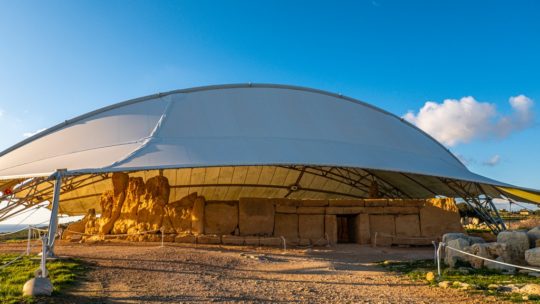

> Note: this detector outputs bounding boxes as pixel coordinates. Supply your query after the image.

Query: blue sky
[0,0,538,195]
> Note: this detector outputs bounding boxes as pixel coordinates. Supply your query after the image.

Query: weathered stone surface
[96,172,129,235]
[328,199,364,207]
[528,227,540,248]
[364,199,388,207]
[299,215,325,242]
[395,214,420,238]
[369,215,395,246]
[112,177,145,234]
[191,196,205,235]
[273,198,300,207]
[274,213,298,240]
[260,237,283,247]
[244,236,260,246]
[420,198,463,238]
[84,209,98,236]
[383,207,419,214]
[325,207,365,215]
[239,198,275,236]
[135,176,170,233]
[222,235,245,245]
[204,201,238,235]
[362,207,385,214]
[22,277,53,296]
[525,248,540,266]
[64,209,93,240]
[165,192,197,234]
[197,235,221,244]
[298,238,310,246]
[355,213,370,244]
[469,243,495,269]
[468,236,486,245]
[297,207,325,214]
[497,231,529,264]
[325,215,338,245]
[485,256,515,273]
[174,234,196,244]
[298,199,329,207]
[387,199,425,208]
[275,206,297,214]
[519,283,540,295]
[445,238,470,268]
[442,233,468,244]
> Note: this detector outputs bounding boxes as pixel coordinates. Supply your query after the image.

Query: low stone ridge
[63,173,464,247]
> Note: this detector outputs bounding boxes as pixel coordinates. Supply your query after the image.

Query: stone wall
[64,174,464,247]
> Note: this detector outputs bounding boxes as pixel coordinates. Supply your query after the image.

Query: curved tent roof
[0,84,538,216]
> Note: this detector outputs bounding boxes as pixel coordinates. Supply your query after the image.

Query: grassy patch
[0,253,86,304]
[380,259,540,303]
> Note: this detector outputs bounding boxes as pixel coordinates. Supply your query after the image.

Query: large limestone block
[64,210,93,240]
[273,198,300,207]
[387,199,425,207]
[298,199,329,207]
[369,215,395,246]
[244,236,260,246]
[383,207,419,215]
[260,237,283,247]
[297,207,325,214]
[84,209,98,236]
[135,176,170,233]
[197,235,221,244]
[96,172,130,235]
[325,215,338,245]
[222,235,245,245]
[328,199,364,207]
[528,227,540,248]
[175,234,196,244]
[112,177,145,234]
[442,233,469,244]
[485,256,515,273]
[395,214,421,241]
[497,231,529,264]
[355,213,370,244]
[274,213,298,240]
[191,196,205,235]
[204,201,238,235]
[525,248,540,266]
[364,199,388,207]
[165,192,197,234]
[239,198,275,236]
[445,238,470,268]
[275,206,297,213]
[469,243,495,269]
[299,215,325,241]
[420,198,463,238]
[325,207,365,214]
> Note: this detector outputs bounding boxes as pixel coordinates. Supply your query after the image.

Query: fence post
[40,235,48,278]
[436,242,443,278]
[26,226,32,256]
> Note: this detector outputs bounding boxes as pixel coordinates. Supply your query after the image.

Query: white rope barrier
[0,251,26,270]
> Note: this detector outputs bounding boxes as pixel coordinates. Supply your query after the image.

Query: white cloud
[22,128,46,138]
[482,154,501,167]
[404,95,535,146]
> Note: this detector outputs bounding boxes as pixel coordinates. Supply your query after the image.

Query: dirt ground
[1,241,504,304]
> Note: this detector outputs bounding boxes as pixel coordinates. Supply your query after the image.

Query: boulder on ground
[519,283,540,295]
[485,256,516,273]
[445,238,470,268]
[22,277,53,296]
[525,248,540,266]
[497,231,529,264]
[442,233,468,244]
[469,243,495,269]
[527,227,540,248]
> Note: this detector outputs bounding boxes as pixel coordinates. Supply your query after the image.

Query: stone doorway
[337,215,356,243]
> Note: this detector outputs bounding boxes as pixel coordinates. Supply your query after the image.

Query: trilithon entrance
[337,215,356,243]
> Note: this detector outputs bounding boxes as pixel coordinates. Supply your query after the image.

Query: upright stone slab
[369,215,395,246]
[97,172,129,235]
[298,214,325,242]
[191,196,205,235]
[325,215,338,245]
[274,213,298,242]
[527,227,540,248]
[112,177,145,234]
[420,198,463,238]
[165,192,198,234]
[355,213,370,244]
[445,238,470,268]
[497,231,529,264]
[395,214,421,243]
[239,198,275,236]
[204,201,238,235]
[135,175,170,233]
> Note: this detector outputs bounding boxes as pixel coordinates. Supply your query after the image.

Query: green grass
[0,253,86,304]
[380,259,540,303]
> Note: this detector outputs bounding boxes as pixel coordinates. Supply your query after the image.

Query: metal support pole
[47,169,65,256]
[436,242,443,278]
[40,235,48,278]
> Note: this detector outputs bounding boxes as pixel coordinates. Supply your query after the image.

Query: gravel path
[2,241,504,303]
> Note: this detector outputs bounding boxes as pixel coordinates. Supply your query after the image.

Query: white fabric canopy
[0,84,538,213]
